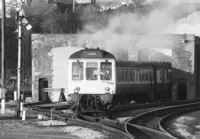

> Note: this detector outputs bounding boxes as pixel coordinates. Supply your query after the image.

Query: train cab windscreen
[86,62,98,80]
[72,62,83,80]
[100,62,112,80]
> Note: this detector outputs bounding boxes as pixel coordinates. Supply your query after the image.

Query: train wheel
[79,95,103,112]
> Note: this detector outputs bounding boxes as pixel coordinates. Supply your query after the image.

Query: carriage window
[147,71,150,81]
[119,71,122,81]
[139,71,142,81]
[86,62,98,80]
[123,71,126,81]
[117,71,120,80]
[165,70,167,80]
[160,70,163,81]
[150,71,153,81]
[167,70,170,80]
[126,71,129,81]
[100,62,112,80]
[72,62,83,80]
[136,70,139,81]
[143,71,146,81]
[130,71,133,81]
[133,71,135,81]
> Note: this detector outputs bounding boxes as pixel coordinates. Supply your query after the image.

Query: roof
[116,61,171,69]
[69,48,115,58]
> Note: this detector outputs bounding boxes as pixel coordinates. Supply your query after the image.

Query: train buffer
[41,88,66,102]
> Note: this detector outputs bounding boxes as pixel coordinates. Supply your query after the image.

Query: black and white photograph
[0,0,200,139]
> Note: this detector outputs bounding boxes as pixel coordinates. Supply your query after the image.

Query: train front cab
[67,48,116,110]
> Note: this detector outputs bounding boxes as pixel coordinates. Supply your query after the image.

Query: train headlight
[76,87,80,91]
[74,87,80,93]
[105,87,110,92]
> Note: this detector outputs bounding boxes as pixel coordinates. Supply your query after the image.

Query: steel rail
[158,105,200,138]
[124,102,200,139]
[27,107,134,139]
[0,132,77,139]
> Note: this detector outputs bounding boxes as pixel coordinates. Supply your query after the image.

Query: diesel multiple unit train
[66,48,172,110]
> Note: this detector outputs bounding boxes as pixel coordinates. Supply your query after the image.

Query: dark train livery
[67,47,172,110]
[115,61,171,104]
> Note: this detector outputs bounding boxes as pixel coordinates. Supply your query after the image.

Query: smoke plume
[77,1,200,57]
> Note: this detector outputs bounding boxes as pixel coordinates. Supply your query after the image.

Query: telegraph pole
[1,0,5,89]
[73,0,75,12]
[16,3,32,118]
[17,6,22,118]
[0,0,6,115]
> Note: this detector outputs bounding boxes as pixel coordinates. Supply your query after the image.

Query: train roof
[69,48,115,59]
[116,61,171,69]
[150,62,171,68]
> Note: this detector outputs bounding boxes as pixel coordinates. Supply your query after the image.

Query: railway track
[21,100,200,139]
[125,101,200,139]
[24,104,133,139]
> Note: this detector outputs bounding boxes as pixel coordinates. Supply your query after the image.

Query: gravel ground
[0,119,111,139]
[165,110,200,139]
[0,103,117,139]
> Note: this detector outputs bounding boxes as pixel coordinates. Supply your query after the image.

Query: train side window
[133,71,135,81]
[72,62,83,80]
[150,71,153,81]
[149,71,151,81]
[140,71,142,81]
[147,71,150,81]
[126,71,130,81]
[120,71,123,81]
[167,69,171,80]
[129,71,131,81]
[160,70,163,81]
[122,71,126,81]
[130,71,133,81]
[136,70,139,81]
[117,71,120,81]
[165,70,167,80]
[141,71,144,81]
[139,71,142,81]
[166,70,168,80]
[100,62,112,80]
[123,71,126,80]
[143,71,146,81]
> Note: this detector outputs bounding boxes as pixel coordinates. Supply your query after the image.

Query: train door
[38,78,48,101]
[177,79,187,100]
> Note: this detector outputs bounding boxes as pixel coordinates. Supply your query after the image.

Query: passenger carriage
[113,61,171,104]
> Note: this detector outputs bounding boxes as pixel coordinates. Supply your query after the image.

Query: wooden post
[73,0,75,12]
[1,98,5,114]
[17,6,23,118]
[1,0,5,115]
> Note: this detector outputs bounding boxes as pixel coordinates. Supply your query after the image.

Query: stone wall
[31,34,78,101]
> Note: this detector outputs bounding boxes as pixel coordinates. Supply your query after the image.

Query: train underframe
[69,90,169,114]
[70,93,113,114]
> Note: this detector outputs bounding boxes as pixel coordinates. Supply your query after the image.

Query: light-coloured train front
[67,48,116,110]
